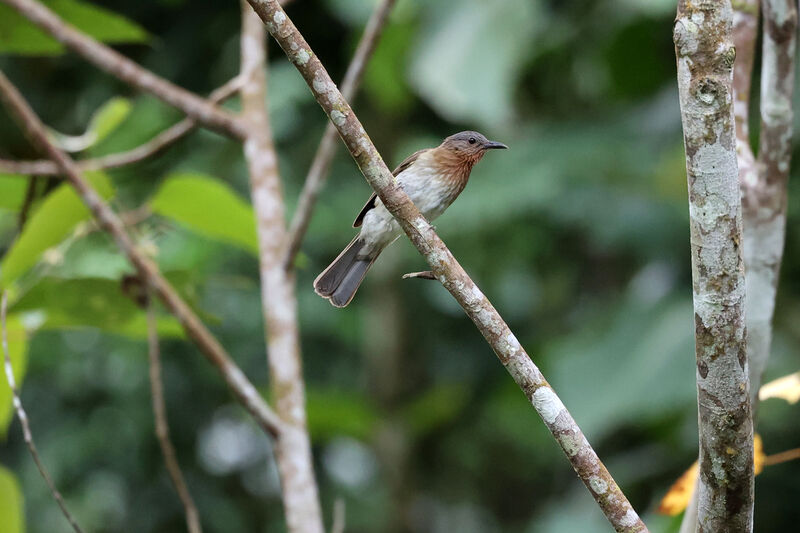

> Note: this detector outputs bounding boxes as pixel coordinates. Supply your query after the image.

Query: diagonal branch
[0,76,244,177]
[673,1,753,531]
[0,0,248,140]
[2,292,85,533]
[239,3,323,531]
[0,68,283,440]
[244,2,648,531]
[282,0,396,269]
[146,296,202,533]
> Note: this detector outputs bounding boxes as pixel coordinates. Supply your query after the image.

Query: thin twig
[0,68,283,439]
[282,0,397,269]
[146,296,202,533]
[330,498,346,533]
[239,3,323,531]
[1,0,248,140]
[0,76,244,177]
[763,447,800,467]
[246,2,648,531]
[2,292,85,533]
[401,270,436,280]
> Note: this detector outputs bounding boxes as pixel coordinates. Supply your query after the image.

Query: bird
[314,130,507,307]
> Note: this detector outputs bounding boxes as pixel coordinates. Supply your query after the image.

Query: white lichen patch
[505,333,521,356]
[560,433,581,457]
[619,509,639,528]
[589,476,608,495]
[330,109,346,126]
[295,49,311,65]
[273,11,286,25]
[532,387,565,425]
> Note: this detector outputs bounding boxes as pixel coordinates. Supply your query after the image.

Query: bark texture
[741,0,797,407]
[244,1,648,531]
[239,5,323,532]
[673,1,754,531]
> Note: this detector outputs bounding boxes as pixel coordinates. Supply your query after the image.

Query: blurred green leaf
[402,383,469,437]
[545,296,695,438]
[409,0,541,127]
[0,465,24,533]
[0,0,149,56]
[11,277,183,338]
[49,97,133,152]
[149,173,258,255]
[0,171,113,287]
[0,314,28,437]
[306,388,379,441]
[0,175,28,212]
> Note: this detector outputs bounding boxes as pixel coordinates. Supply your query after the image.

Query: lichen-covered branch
[146,299,202,533]
[673,2,753,531]
[239,4,323,532]
[243,2,647,531]
[0,68,284,439]
[2,292,85,533]
[742,0,797,407]
[0,76,243,176]
[282,0,396,268]
[1,0,247,140]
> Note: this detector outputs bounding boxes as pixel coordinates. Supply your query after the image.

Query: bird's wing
[352,148,428,228]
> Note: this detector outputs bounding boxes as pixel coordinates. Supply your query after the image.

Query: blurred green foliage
[1,0,799,532]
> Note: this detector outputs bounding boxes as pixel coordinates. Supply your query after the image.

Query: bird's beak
[483,140,508,150]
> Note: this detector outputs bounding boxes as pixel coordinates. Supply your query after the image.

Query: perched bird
[314,130,507,307]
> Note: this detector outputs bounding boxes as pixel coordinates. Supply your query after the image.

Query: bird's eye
[468,137,476,144]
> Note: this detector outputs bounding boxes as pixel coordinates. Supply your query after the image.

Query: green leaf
[306,388,379,441]
[0,175,28,212]
[149,173,258,255]
[49,97,133,152]
[0,0,149,56]
[0,314,28,437]
[0,171,113,287]
[0,465,24,533]
[11,277,184,339]
[409,0,541,127]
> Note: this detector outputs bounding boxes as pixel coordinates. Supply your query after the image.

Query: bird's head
[439,131,508,160]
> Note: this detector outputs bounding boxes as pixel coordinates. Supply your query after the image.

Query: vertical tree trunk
[240,4,324,532]
[673,1,754,532]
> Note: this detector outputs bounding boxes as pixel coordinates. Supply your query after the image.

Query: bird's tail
[314,236,380,308]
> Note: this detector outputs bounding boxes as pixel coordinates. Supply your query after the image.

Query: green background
[1,0,799,531]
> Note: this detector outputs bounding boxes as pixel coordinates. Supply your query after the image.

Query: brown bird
[314,131,507,307]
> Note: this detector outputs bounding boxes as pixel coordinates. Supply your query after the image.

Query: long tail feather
[314,236,379,307]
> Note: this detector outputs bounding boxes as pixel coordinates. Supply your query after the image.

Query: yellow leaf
[658,461,698,516]
[658,434,766,515]
[759,372,800,404]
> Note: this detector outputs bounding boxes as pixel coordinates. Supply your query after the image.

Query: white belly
[358,164,463,252]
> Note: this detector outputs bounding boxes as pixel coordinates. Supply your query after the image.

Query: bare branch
[239,3,323,531]
[401,270,436,280]
[0,76,243,177]
[330,499,345,533]
[2,292,85,533]
[146,297,202,533]
[0,0,248,140]
[244,2,648,531]
[742,0,798,406]
[0,68,283,439]
[282,0,397,269]
[673,1,753,531]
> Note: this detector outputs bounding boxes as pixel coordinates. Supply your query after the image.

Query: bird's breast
[396,161,469,220]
